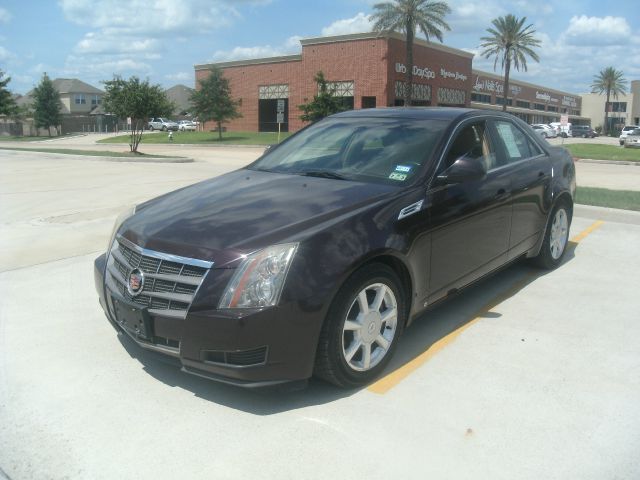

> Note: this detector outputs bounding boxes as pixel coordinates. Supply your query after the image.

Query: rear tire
[149,126,154,131]
[532,201,571,270]
[314,263,406,388]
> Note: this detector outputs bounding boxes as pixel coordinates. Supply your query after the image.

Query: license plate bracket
[112,296,152,340]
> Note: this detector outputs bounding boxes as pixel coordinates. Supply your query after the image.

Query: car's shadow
[116,242,579,415]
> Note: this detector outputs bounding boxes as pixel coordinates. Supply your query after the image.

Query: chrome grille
[105,235,213,319]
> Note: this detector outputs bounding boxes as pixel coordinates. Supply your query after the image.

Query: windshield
[249,116,447,185]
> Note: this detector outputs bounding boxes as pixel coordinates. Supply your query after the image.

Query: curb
[0,148,193,163]
[575,158,640,166]
[574,203,640,225]
[97,142,268,149]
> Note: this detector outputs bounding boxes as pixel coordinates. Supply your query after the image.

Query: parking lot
[1,146,640,479]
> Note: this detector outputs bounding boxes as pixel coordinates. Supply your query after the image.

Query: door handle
[494,188,510,201]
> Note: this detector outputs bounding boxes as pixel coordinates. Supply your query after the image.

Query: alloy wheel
[341,282,398,372]
[549,208,569,260]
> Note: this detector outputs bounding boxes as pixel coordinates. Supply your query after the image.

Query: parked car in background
[95,108,575,389]
[569,125,596,138]
[148,118,179,131]
[619,125,640,146]
[531,124,557,138]
[549,122,571,138]
[178,120,197,131]
[623,128,640,148]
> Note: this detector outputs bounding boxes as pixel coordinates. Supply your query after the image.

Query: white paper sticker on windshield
[389,172,407,181]
[395,165,412,173]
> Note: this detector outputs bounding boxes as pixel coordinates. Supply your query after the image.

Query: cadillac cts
[94,108,576,388]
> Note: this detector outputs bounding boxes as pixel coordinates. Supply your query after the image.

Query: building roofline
[300,31,475,59]
[194,32,474,72]
[195,54,302,71]
[470,101,590,121]
[472,69,579,98]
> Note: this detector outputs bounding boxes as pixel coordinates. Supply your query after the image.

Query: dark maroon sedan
[94,108,575,388]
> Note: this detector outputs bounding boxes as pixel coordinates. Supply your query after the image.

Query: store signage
[536,91,559,103]
[562,95,577,108]
[439,68,467,82]
[395,63,468,82]
[395,63,435,79]
[473,76,504,94]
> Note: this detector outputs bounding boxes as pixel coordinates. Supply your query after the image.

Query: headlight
[218,243,298,309]
[107,205,136,252]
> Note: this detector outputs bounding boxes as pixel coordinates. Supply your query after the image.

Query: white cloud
[56,0,273,89]
[165,72,192,82]
[211,36,302,61]
[0,7,11,24]
[0,45,15,61]
[448,1,502,34]
[75,32,161,56]
[321,13,373,36]
[564,15,631,46]
[58,0,265,35]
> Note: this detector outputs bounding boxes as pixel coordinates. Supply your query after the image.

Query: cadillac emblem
[127,268,145,296]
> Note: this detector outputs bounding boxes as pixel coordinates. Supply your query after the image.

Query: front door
[426,119,512,302]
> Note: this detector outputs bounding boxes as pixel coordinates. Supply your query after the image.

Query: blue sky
[1,0,638,96]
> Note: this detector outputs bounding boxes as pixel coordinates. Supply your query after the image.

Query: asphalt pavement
[0,144,639,479]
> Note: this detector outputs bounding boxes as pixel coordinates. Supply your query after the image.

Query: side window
[494,121,542,164]
[441,121,497,173]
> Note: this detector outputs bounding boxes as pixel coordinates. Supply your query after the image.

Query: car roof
[330,107,515,122]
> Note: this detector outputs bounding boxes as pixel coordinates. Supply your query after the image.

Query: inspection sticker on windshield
[389,172,407,181]
[394,165,412,173]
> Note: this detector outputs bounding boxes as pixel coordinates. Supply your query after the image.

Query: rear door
[490,119,551,259]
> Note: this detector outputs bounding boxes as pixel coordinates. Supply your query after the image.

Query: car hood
[121,169,398,267]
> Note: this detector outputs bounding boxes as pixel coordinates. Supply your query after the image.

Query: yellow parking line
[368,219,604,395]
[570,220,604,243]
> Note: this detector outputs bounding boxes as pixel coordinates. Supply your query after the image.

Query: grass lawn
[0,146,184,159]
[576,186,640,211]
[564,144,640,162]
[98,131,291,145]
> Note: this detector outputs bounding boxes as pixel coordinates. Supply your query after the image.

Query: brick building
[194,32,586,133]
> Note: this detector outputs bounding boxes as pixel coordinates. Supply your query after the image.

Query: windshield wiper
[298,170,349,180]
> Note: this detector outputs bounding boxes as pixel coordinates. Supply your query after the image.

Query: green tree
[190,67,242,140]
[102,76,174,152]
[480,14,541,111]
[33,73,62,136]
[0,70,18,116]
[299,71,350,123]
[591,67,627,136]
[372,0,451,106]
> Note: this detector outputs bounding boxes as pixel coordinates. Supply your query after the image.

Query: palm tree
[591,67,627,135]
[480,15,540,112]
[372,0,451,106]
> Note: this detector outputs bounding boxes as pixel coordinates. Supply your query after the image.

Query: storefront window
[471,93,491,104]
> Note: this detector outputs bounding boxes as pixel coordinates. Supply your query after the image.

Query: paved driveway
[1,149,639,480]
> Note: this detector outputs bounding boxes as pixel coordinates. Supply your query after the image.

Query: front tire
[532,202,571,269]
[315,263,406,388]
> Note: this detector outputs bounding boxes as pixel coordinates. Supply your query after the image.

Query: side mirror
[437,155,486,184]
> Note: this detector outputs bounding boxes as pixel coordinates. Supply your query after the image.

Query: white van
[549,122,571,138]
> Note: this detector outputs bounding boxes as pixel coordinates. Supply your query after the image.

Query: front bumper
[94,253,322,388]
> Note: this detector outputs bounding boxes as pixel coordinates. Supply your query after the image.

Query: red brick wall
[195,36,473,133]
[387,38,472,106]
[298,37,390,126]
